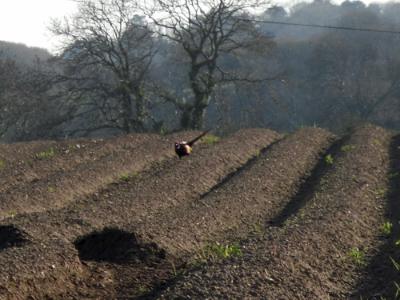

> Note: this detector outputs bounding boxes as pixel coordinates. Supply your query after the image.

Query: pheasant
[174,129,211,158]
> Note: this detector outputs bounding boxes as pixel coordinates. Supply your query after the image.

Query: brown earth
[355,133,400,299]
[131,127,335,256]
[159,125,396,299]
[0,125,399,300]
[0,134,176,218]
[0,130,225,220]
[80,127,334,299]
[0,128,280,299]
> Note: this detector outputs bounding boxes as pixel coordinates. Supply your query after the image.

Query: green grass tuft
[35,147,55,160]
[252,222,264,235]
[375,188,386,198]
[0,159,5,169]
[373,139,381,146]
[340,144,356,152]
[324,154,334,165]
[390,257,400,299]
[348,247,366,266]
[8,210,16,218]
[136,285,150,295]
[120,173,130,182]
[381,221,393,236]
[197,242,242,262]
[47,186,56,193]
[201,134,220,145]
[119,171,139,182]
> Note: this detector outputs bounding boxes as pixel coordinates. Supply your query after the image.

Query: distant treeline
[1,0,400,142]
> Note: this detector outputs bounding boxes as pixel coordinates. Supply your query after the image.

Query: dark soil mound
[75,227,165,264]
[0,225,29,250]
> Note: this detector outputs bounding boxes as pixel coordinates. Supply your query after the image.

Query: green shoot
[201,134,220,145]
[197,242,242,261]
[324,154,334,165]
[35,147,55,160]
[340,144,356,152]
[395,282,400,299]
[381,221,393,236]
[348,247,365,266]
[391,257,400,271]
[120,173,130,182]
[47,186,56,193]
[119,171,138,182]
[375,188,386,197]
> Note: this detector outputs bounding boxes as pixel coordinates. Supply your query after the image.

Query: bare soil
[159,125,395,299]
[0,134,175,218]
[132,127,335,256]
[0,128,280,299]
[0,125,399,300]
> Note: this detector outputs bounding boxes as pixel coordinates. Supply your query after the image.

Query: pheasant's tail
[187,129,212,146]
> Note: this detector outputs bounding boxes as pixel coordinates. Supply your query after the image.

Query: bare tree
[50,0,156,133]
[0,57,21,138]
[144,0,274,129]
[307,10,400,131]
[0,54,66,141]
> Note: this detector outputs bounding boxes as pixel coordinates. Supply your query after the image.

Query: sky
[0,0,397,52]
[0,0,77,52]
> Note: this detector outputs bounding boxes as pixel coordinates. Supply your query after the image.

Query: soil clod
[74,227,166,264]
[0,225,30,250]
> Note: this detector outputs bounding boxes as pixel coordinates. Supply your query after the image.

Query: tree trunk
[190,93,209,129]
[180,106,193,129]
[121,97,133,133]
[120,85,136,133]
[120,84,148,133]
[191,106,206,129]
[134,86,146,132]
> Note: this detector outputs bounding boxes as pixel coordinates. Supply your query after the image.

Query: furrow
[0,134,174,219]
[0,128,280,299]
[267,137,346,227]
[353,133,400,299]
[158,125,392,299]
[133,127,335,256]
[54,128,281,230]
[116,127,335,298]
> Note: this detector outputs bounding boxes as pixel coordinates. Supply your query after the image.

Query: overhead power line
[240,18,400,35]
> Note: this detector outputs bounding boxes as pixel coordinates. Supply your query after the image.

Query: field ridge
[0,125,399,299]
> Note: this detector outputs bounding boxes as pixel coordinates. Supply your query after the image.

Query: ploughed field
[0,125,399,299]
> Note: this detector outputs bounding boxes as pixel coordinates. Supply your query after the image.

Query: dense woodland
[1,0,400,142]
